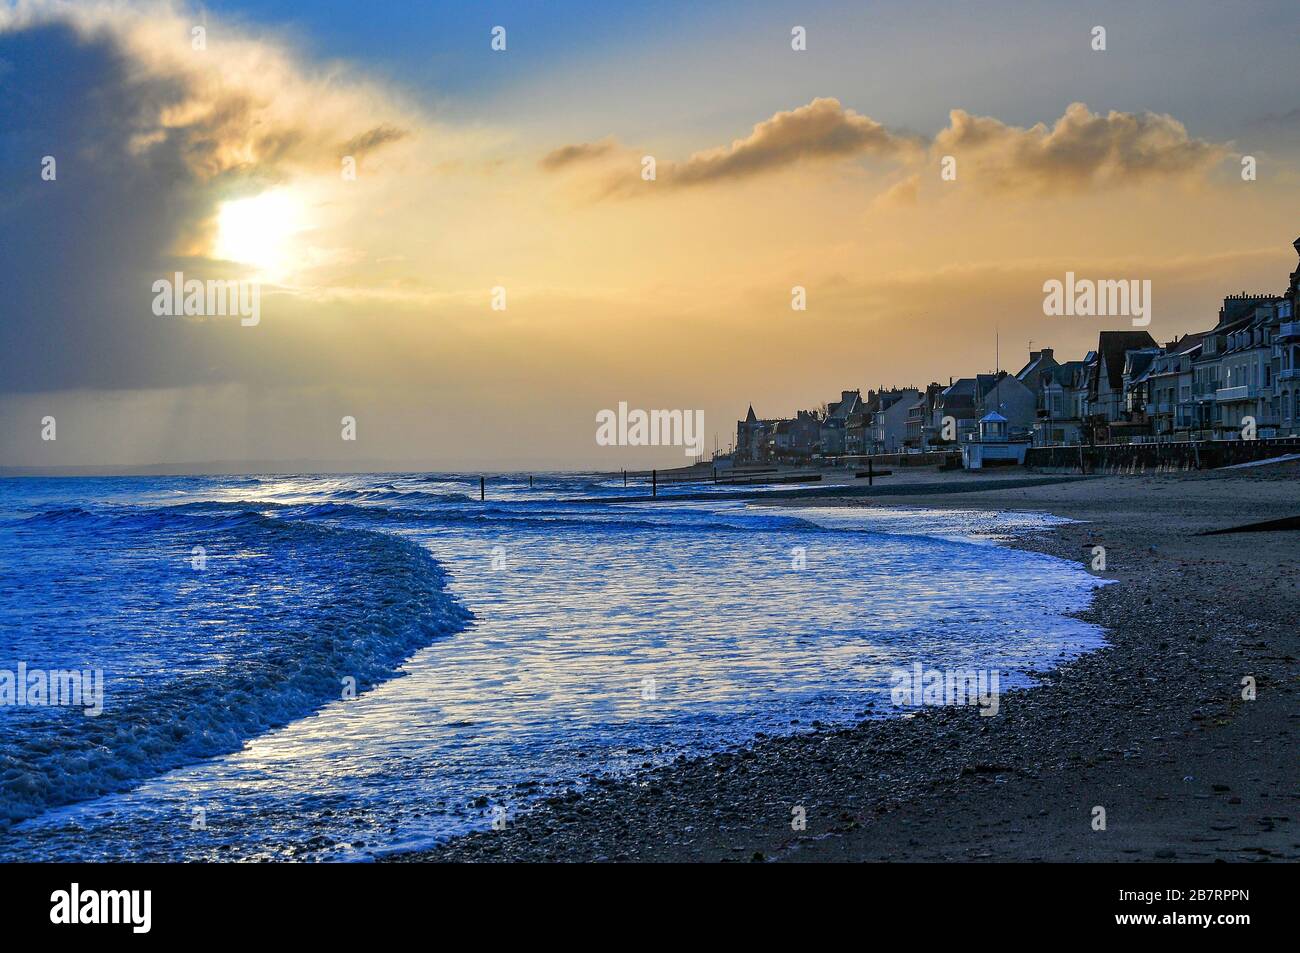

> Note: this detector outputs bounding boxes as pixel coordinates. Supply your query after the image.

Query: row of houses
[1026,237,1300,444]
[736,236,1300,461]
[737,386,923,463]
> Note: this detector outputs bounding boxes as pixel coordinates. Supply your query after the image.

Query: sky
[2,0,1299,471]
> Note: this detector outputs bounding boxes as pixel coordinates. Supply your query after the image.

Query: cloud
[669,97,918,186]
[539,138,617,170]
[932,102,1230,193]
[870,174,919,211]
[546,97,921,198]
[2,1,415,183]
[547,99,1232,203]
[0,1,420,392]
[341,124,410,160]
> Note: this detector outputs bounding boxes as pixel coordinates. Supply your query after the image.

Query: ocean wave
[19,505,94,524]
[279,499,830,535]
[0,511,471,831]
[332,488,475,505]
[24,503,278,533]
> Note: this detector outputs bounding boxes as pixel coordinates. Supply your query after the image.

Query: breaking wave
[0,506,470,830]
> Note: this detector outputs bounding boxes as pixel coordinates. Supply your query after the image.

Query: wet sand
[388,464,1300,862]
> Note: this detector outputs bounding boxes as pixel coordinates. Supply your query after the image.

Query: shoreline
[386,465,1300,862]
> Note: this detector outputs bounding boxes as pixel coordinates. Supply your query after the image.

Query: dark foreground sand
[389,465,1299,862]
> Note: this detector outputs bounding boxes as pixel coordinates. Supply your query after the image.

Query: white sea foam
[0,473,1105,860]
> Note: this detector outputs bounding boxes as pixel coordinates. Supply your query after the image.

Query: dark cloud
[341,123,409,159]
[0,14,409,395]
[0,22,222,393]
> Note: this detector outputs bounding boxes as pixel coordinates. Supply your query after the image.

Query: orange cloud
[669,97,918,186]
[540,139,618,170]
[545,97,921,198]
[932,102,1231,193]
[546,99,1233,203]
[870,174,920,210]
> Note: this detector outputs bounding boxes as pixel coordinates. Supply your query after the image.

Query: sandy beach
[389,464,1300,862]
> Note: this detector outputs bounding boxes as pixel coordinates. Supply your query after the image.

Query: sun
[213,188,308,280]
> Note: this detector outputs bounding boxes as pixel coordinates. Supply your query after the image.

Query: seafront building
[734,236,1300,460]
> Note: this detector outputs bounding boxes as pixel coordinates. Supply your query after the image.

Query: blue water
[0,473,1106,861]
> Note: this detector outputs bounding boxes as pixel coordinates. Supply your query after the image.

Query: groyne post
[652,469,657,497]
[480,476,485,501]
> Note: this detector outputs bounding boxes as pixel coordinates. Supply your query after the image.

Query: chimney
[1041,347,1054,360]
[1028,350,1040,364]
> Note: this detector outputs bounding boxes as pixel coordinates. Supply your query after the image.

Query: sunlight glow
[213,189,308,280]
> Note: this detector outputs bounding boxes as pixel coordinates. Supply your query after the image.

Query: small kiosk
[961,411,1030,469]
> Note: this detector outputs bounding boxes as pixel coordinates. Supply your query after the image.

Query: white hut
[979,411,1008,441]
[962,411,1029,469]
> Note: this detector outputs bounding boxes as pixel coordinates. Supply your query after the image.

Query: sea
[0,472,1107,860]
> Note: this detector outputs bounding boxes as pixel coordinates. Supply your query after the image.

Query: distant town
[733,237,1300,467]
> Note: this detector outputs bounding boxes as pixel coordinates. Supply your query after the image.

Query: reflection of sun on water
[213,188,308,281]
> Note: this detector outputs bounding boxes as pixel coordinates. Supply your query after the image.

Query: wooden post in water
[868,459,874,486]
[652,469,657,497]
[529,474,534,488]
[623,469,627,487]
[480,476,485,501]
[712,466,717,483]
